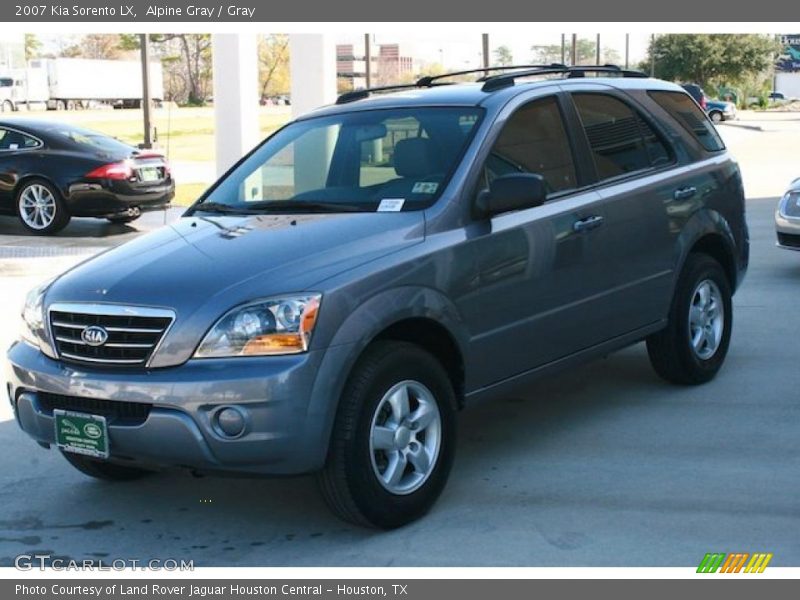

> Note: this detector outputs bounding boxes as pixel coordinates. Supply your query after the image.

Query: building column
[290,34,337,118]
[212,33,259,176]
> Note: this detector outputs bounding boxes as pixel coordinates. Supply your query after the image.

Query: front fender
[302,285,468,469]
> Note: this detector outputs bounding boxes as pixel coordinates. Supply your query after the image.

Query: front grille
[49,304,173,367]
[778,232,800,249]
[38,392,151,425]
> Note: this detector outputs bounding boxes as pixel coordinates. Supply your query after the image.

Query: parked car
[776,178,800,250]
[0,119,174,234]
[6,66,749,528]
[705,98,737,123]
[769,91,785,101]
[681,83,707,109]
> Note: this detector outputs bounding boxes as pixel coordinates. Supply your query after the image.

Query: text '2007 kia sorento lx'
[6,66,748,528]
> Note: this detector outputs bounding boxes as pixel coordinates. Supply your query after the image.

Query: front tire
[318,341,457,529]
[16,179,71,235]
[647,253,732,385]
[62,452,153,481]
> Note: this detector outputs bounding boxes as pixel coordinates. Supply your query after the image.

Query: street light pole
[625,33,630,69]
[482,33,489,68]
[139,33,152,149]
[561,34,566,65]
[364,33,372,88]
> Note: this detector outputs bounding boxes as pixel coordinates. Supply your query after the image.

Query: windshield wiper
[231,200,365,213]
[190,202,260,215]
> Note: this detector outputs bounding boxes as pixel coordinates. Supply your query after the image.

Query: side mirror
[476,173,546,217]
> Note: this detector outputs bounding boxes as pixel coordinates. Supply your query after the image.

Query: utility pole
[625,33,630,69]
[482,33,489,68]
[364,33,372,88]
[571,34,577,66]
[650,34,656,77]
[561,34,566,64]
[139,33,152,149]
[596,34,601,65]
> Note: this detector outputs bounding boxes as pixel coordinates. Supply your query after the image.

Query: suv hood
[47,211,425,360]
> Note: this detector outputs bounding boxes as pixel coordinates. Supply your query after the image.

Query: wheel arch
[675,209,739,290]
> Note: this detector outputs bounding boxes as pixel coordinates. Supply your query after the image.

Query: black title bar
[2,0,800,22]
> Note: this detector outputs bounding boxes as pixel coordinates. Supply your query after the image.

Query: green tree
[258,34,290,97]
[24,34,42,61]
[643,34,780,91]
[493,45,513,66]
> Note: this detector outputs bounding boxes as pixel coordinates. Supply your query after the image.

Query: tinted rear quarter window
[572,93,672,181]
[648,90,725,152]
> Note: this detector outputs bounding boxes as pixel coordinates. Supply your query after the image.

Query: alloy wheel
[688,279,725,360]
[19,184,58,230]
[369,380,442,495]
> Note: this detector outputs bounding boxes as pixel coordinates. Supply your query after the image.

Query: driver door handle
[573,215,604,233]
[673,186,697,201]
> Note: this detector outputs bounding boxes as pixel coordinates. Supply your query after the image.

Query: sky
[36,31,652,71]
[334,32,652,69]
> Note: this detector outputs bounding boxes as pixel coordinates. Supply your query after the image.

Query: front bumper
[5,340,353,475]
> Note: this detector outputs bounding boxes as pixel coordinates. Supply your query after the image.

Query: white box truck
[29,57,164,110]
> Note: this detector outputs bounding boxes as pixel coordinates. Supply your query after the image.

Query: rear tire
[318,341,457,529]
[62,452,153,481]
[710,111,723,123]
[15,179,71,235]
[647,253,732,385]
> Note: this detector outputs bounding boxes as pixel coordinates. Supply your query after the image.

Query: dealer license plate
[54,410,109,459]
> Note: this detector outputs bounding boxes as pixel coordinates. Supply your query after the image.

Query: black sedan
[0,119,174,234]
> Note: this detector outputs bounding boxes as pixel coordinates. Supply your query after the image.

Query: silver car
[776,179,800,250]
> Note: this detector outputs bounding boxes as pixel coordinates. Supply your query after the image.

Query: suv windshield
[195,106,483,214]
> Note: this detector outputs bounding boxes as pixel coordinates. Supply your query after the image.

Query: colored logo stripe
[697,553,773,573]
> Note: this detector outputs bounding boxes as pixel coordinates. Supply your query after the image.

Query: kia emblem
[81,325,109,347]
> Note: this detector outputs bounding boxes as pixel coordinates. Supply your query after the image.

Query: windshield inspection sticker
[378,198,405,212]
[412,181,439,194]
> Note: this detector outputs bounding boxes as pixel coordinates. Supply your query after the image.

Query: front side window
[483,96,577,196]
[572,93,672,181]
[199,107,483,214]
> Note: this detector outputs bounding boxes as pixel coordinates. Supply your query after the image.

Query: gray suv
[6,65,749,528]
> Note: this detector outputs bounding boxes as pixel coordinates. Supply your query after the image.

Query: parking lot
[0,115,798,567]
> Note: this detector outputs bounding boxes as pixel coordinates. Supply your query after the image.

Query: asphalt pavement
[0,123,798,567]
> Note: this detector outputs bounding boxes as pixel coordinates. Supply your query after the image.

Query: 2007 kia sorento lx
[6,66,748,529]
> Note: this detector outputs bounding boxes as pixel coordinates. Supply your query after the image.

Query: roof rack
[335,64,570,104]
[481,64,648,92]
[335,64,648,104]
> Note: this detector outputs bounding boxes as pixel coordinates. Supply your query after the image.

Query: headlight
[20,279,52,349]
[195,294,322,358]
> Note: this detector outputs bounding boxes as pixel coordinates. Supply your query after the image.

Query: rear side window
[0,128,41,151]
[572,93,673,181]
[648,90,725,152]
[485,96,577,195]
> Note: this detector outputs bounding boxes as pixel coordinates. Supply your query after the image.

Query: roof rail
[481,64,648,92]
[416,64,567,86]
[335,64,649,104]
[336,64,569,104]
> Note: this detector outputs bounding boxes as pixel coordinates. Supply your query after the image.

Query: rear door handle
[673,186,697,201]
[573,215,604,233]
